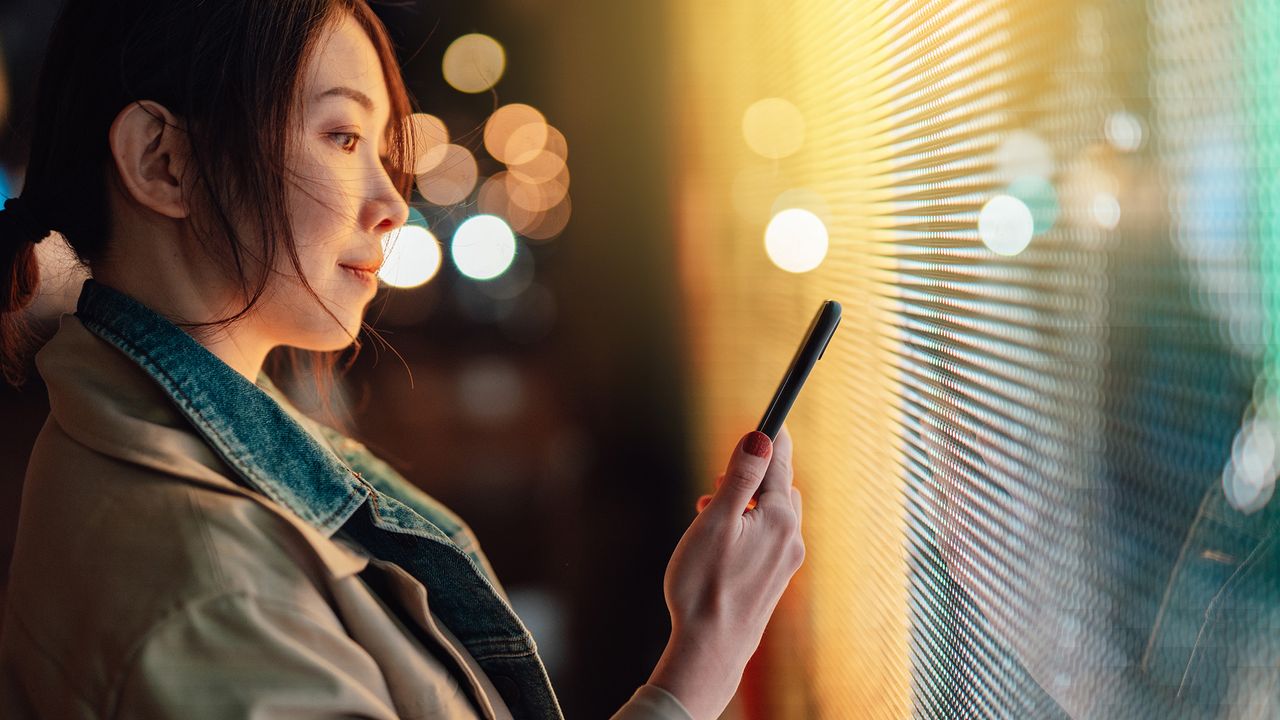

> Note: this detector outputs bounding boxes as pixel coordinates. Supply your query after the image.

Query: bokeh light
[442,33,506,94]
[1224,412,1280,514]
[1105,110,1144,153]
[978,194,1034,256]
[509,150,567,185]
[771,188,830,225]
[506,169,569,213]
[522,195,572,242]
[742,97,806,159]
[1090,191,1121,229]
[540,125,569,161]
[1005,175,1060,236]
[378,225,442,289]
[995,130,1054,183]
[485,104,548,165]
[403,113,450,175]
[478,172,536,231]
[452,214,517,280]
[415,144,478,206]
[476,237,535,300]
[764,208,828,273]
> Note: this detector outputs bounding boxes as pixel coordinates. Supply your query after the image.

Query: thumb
[706,431,772,518]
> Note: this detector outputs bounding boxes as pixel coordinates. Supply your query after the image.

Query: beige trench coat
[0,314,692,720]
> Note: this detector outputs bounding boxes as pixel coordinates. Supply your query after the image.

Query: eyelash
[328,131,394,171]
[329,131,362,154]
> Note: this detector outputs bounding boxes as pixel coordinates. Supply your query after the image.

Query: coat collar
[70,277,369,536]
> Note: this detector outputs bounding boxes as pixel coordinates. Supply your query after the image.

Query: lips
[338,259,382,273]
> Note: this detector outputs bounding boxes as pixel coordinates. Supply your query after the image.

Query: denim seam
[1142,484,1215,675]
[1176,531,1277,696]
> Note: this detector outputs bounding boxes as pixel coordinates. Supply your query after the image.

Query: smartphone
[756,300,842,441]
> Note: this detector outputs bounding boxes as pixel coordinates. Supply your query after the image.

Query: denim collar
[73,278,564,718]
[73,278,368,535]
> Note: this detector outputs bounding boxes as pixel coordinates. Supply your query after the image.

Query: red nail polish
[742,431,771,458]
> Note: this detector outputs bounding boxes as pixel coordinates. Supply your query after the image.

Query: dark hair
[0,0,415,426]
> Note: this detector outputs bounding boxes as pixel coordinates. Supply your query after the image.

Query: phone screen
[756,300,842,441]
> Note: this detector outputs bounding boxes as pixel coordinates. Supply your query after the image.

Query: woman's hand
[646,424,804,720]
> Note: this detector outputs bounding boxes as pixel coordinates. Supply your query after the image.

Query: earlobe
[108,100,191,220]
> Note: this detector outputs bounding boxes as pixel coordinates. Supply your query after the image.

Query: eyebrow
[315,86,377,114]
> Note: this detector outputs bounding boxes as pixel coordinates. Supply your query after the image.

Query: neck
[95,217,273,384]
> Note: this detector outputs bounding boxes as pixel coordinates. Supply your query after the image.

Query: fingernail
[742,431,771,458]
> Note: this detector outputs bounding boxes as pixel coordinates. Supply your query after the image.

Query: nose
[364,165,411,234]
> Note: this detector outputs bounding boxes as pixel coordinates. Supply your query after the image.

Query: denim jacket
[1,278,691,720]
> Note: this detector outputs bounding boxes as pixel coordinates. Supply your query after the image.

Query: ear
[108,100,191,220]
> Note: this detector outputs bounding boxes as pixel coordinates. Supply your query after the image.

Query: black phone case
[756,299,842,441]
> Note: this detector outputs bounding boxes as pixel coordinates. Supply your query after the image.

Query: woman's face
[256,12,408,352]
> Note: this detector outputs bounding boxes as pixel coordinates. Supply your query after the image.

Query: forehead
[301,13,390,119]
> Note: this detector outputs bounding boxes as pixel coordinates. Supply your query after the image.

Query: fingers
[791,486,802,526]
[696,494,757,514]
[706,431,772,518]
[757,423,795,509]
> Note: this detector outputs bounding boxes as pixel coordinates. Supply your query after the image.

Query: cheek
[284,156,358,272]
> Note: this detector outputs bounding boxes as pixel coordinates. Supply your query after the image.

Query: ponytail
[0,195,53,388]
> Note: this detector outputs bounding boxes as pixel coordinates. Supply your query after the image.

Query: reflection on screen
[673,0,1280,717]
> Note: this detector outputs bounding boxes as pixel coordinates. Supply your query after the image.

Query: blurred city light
[1105,111,1144,153]
[453,214,517,280]
[1006,175,1059,236]
[379,225,442,289]
[1090,191,1122,229]
[522,195,572,242]
[415,143,478,206]
[485,104,548,165]
[995,129,1054,183]
[442,33,506,94]
[978,194,1034,256]
[403,113,450,175]
[742,97,806,159]
[764,208,828,273]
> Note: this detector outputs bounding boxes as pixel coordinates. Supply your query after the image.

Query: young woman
[0,1,805,719]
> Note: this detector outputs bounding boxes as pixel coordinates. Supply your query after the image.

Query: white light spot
[452,215,517,280]
[764,208,828,273]
[1225,413,1280,514]
[379,225,442,289]
[978,195,1034,256]
[1105,111,1144,153]
[1090,192,1122,229]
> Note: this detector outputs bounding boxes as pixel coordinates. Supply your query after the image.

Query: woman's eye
[329,131,362,154]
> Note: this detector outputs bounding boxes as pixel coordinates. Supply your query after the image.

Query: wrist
[647,632,742,720]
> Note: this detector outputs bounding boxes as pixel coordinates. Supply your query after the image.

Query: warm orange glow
[505,169,569,213]
[403,113,450,175]
[415,144,478,206]
[509,150,567,185]
[484,104,548,165]
[442,33,506,94]
[522,195,572,242]
[541,125,569,160]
